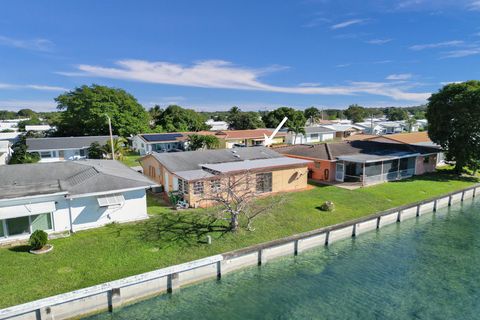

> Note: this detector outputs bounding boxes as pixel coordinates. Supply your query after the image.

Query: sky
[0,0,480,112]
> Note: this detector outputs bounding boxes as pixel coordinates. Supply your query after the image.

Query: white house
[27,136,117,162]
[25,124,54,132]
[0,141,12,165]
[205,119,229,131]
[132,133,185,155]
[0,160,157,244]
[286,126,336,144]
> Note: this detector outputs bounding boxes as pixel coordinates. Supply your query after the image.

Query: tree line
[3,82,480,175]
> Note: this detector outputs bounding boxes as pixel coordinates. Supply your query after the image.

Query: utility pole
[106,114,115,160]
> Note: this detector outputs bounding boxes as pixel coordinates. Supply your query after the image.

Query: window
[178,178,184,193]
[256,172,272,193]
[40,151,52,158]
[149,166,156,178]
[210,179,221,193]
[310,133,319,141]
[80,149,86,157]
[30,214,52,232]
[183,180,189,194]
[423,156,430,163]
[97,193,125,207]
[6,216,30,236]
[0,213,53,238]
[314,162,321,169]
[193,181,204,195]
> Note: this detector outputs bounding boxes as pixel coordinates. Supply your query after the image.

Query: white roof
[200,157,311,174]
[25,125,53,131]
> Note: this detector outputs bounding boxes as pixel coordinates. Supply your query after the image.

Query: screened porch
[335,153,418,186]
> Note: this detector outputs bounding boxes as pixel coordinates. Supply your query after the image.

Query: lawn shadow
[8,245,31,253]
[388,170,479,184]
[138,211,230,248]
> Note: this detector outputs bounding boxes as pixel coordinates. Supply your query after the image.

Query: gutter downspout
[67,198,74,233]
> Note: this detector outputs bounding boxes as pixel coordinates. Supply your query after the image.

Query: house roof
[344,134,377,141]
[303,126,336,134]
[0,160,156,200]
[367,132,433,145]
[139,133,184,143]
[216,129,286,140]
[276,140,440,162]
[200,157,311,174]
[320,124,364,132]
[26,136,117,151]
[146,146,282,173]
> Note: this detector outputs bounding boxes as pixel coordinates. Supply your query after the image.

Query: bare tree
[199,170,286,232]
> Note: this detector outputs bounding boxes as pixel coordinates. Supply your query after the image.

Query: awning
[0,201,56,219]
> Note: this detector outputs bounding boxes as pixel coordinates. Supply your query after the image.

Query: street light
[105,114,115,160]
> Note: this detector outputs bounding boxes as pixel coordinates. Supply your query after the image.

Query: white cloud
[366,38,392,45]
[60,59,430,103]
[0,83,67,91]
[409,40,464,50]
[386,73,414,80]
[441,47,480,58]
[335,63,351,68]
[0,35,53,51]
[0,100,56,111]
[468,1,480,11]
[330,19,365,30]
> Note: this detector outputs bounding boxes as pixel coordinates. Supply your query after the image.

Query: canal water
[88,198,480,320]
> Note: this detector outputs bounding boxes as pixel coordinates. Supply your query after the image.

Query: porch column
[397,158,401,180]
[381,161,384,181]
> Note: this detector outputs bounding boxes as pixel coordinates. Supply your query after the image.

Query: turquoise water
[88,198,480,320]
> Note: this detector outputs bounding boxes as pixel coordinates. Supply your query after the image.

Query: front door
[335,162,344,182]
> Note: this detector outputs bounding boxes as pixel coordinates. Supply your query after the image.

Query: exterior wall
[70,189,148,231]
[281,154,336,182]
[415,154,438,175]
[287,132,334,144]
[0,190,148,244]
[225,136,284,148]
[184,166,309,208]
[132,136,147,155]
[0,152,8,165]
[140,155,163,185]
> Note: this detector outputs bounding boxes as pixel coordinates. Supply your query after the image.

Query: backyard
[0,169,478,309]
[119,151,142,167]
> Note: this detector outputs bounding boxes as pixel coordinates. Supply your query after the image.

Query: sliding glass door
[0,213,53,239]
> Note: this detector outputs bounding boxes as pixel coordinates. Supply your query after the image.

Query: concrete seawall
[1,184,479,320]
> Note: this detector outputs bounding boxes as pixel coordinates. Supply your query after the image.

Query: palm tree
[287,111,307,144]
[102,137,127,160]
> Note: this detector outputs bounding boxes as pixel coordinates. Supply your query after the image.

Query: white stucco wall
[0,189,148,243]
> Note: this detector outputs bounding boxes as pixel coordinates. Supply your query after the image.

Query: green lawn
[0,169,478,308]
[119,151,142,167]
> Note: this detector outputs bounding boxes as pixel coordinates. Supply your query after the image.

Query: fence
[1,184,478,320]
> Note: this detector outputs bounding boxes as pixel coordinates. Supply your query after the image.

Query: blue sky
[1,0,480,112]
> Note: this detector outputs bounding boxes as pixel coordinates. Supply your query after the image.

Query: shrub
[319,201,335,212]
[29,230,48,250]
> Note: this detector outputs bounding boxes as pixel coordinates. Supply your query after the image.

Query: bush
[319,201,335,212]
[29,230,48,250]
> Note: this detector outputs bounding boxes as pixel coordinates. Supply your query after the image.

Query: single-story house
[286,126,336,144]
[320,124,365,139]
[132,133,186,155]
[132,129,287,155]
[139,147,310,208]
[25,124,54,132]
[277,140,441,186]
[0,160,157,244]
[27,135,117,162]
[0,141,12,165]
[205,119,229,131]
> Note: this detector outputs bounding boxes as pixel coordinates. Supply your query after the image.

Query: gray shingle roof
[277,141,440,161]
[148,147,282,172]
[304,126,336,134]
[26,136,118,151]
[0,160,156,200]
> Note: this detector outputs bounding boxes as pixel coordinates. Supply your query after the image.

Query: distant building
[132,129,287,155]
[320,124,364,139]
[25,124,54,132]
[139,147,310,208]
[0,141,12,165]
[286,126,336,144]
[27,136,116,162]
[205,119,229,131]
[0,160,156,244]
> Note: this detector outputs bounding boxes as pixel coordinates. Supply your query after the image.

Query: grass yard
[119,151,142,167]
[0,169,478,308]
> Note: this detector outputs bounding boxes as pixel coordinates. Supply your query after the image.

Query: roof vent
[233,154,241,158]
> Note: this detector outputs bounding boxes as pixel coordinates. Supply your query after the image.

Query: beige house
[139,147,310,208]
